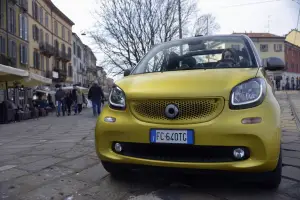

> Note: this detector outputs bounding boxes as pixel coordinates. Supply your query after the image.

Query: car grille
[129,98,224,124]
[112,142,250,163]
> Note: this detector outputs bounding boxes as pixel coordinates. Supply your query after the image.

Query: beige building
[28,0,74,85]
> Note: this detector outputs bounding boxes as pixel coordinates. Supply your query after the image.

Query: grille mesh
[129,98,224,124]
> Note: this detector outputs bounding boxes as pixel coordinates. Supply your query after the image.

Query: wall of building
[286,30,300,47]
[28,0,52,76]
[250,38,285,61]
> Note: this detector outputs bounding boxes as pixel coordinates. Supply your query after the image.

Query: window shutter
[24,17,28,40]
[13,10,15,34]
[36,27,39,42]
[2,38,5,54]
[32,1,35,19]
[13,41,16,58]
[20,44,23,64]
[8,40,11,57]
[32,24,35,40]
[19,14,22,38]
[25,46,28,64]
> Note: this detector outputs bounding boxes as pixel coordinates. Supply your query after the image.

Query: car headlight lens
[109,86,126,109]
[230,78,267,109]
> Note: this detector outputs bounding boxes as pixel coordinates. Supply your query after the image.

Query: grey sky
[51,0,300,79]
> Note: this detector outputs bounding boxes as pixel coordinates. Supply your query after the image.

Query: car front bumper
[95,99,281,173]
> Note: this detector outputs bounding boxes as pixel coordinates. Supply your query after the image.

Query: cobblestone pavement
[0,93,300,200]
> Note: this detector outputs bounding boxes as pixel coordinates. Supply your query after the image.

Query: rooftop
[232,32,285,39]
[44,0,75,26]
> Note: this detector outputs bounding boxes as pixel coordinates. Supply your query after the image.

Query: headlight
[109,86,126,110]
[230,77,267,109]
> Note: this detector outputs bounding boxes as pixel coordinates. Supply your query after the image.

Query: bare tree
[193,14,220,36]
[90,0,219,76]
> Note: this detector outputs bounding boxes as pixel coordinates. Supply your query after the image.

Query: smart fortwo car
[95,35,284,188]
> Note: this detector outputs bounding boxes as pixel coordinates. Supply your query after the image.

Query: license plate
[150,129,194,144]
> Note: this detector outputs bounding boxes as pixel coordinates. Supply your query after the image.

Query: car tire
[101,161,130,179]
[262,149,282,189]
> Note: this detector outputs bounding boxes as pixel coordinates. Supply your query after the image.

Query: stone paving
[0,93,299,200]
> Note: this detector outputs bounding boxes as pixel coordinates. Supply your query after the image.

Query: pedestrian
[55,85,66,117]
[88,81,105,116]
[65,92,73,116]
[72,85,78,115]
[76,89,84,114]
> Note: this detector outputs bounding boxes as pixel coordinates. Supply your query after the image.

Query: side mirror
[263,57,285,71]
[124,68,132,77]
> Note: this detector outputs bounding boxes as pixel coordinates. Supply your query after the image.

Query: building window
[32,1,38,20]
[73,42,76,55]
[274,44,282,52]
[77,46,81,58]
[33,51,40,69]
[61,44,66,53]
[62,26,65,40]
[54,21,58,35]
[68,30,71,43]
[8,40,17,59]
[46,57,49,71]
[40,54,44,71]
[0,36,6,54]
[39,7,43,24]
[260,44,268,52]
[45,33,49,43]
[39,28,43,42]
[8,7,16,34]
[55,59,59,68]
[45,13,48,28]
[19,14,28,40]
[231,44,240,51]
[20,44,28,64]
[68,47,71,55]
[68,65,72,77]
[54,40,59,49]
[32,24,39,41]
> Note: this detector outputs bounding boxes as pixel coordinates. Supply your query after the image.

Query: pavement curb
[286,91,300,133]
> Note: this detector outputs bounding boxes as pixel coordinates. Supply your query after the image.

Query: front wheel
[101,161,130,179]
[262,150,282,189]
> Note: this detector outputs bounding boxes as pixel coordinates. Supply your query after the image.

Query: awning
[61,86,89,91]
[0,64,28,82]
[20,72,52,87]
[0,64,29,89]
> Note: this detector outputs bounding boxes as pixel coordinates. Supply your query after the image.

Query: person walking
[76,89,84,114]
[55,86,66,117]
[88,81,105,116]
[72,85,78,115]
[65,92,73,116]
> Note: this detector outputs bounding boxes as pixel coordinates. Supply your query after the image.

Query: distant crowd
[55,81,105,117]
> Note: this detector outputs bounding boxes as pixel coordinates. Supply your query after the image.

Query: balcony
[52,67,67,82]
[61,51,71,62]
[39,42,54,57]
[20,0,28,12]
[54,48,62,60]
[45,70,52,78]
[9,0,17,4]
[0,54,9,65]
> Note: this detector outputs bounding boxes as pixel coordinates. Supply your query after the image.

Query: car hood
[116,68,259,101]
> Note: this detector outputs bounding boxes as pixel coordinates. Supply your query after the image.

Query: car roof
[160,34,250,46]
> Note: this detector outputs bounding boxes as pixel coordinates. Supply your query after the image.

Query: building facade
[72,32,86,85]
[0,0,29,71]
[84,44,97,86]
[28,0,74,86]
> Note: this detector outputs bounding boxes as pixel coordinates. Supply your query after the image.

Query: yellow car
[95,35,285,188]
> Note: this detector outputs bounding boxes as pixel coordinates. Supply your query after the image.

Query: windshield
[131,36,257,75]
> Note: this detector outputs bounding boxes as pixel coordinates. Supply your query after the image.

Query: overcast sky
[52,0,300,79]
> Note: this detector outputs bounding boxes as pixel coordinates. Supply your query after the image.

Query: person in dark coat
[65,92,73,116]
[55,86,66,117]
[88,81,105,116]
[72,85,78,115]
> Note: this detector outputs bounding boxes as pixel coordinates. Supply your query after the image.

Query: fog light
[104,117,116,123]
[114,143,122,152]
[241,117,262,124]
[233,148,245,159]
